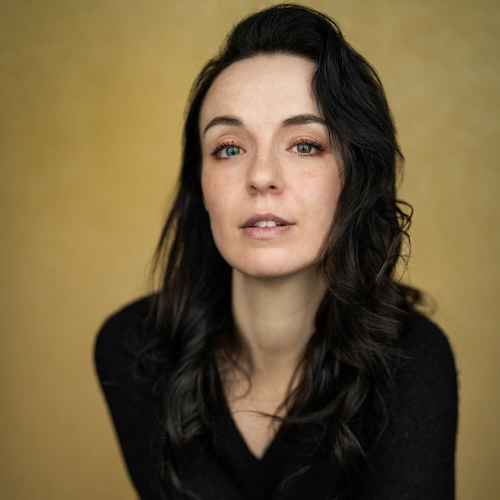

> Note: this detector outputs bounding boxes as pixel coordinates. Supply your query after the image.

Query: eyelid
[289,137,324,155]
[207,134,325,158]
[210,140,245,159]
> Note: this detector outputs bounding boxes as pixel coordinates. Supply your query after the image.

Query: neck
[230,267,325,379]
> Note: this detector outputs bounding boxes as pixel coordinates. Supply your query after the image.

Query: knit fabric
[95,297,457,499]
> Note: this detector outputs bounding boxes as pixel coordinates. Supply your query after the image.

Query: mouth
[249,220,284,228]
[242,213,292,228]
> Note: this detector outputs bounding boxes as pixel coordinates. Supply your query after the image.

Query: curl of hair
[147,3,421,498]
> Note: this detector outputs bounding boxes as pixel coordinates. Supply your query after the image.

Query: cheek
[327,182,342,219]
[313,180,342,247]
[201,172,216,213]
[310,172,342,221]
[201,174,237,265]
[201,173,227,232]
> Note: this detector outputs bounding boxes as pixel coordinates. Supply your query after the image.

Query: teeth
[254,220,279,227]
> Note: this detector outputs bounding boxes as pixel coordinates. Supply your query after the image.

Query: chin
[235,267,293,280]
[230,257,319,281]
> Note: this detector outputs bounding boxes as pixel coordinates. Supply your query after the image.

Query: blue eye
[211,143,243,159]
[223,146,241,157]
[291,140,323,156]
[296,143,313,154]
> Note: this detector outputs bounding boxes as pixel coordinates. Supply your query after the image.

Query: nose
[246,149,284,194]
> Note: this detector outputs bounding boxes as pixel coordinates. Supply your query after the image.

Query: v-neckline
[214,367,285,464]
[211,370,295,500]
[226,404,284,464]
[211,369,339,500]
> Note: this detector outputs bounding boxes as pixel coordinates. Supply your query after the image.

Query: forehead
[200,54,319,127]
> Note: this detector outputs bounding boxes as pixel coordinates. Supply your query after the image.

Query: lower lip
[241,225,293,238]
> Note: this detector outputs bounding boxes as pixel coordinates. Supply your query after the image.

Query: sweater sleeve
[94,297,161,499]
[360,313,458,500]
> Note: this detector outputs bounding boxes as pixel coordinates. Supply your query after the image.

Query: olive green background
[1,0,499,498]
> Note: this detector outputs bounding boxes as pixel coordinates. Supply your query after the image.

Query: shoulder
[360,311,458,498]
[94,296,164,497]
[397,311,457,395]
[94,295,158,383]
[393,310,458,432]
[96,295,156,346]
[401,310,453,354]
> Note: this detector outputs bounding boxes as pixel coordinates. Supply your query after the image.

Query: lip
[241,213,292,228]
[241,213,294,239]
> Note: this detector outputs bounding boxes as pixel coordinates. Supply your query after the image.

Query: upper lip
[241,213,293,228]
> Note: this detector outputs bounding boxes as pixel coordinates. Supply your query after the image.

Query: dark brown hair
[149,4,420,497]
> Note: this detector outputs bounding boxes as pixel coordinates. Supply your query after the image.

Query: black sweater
[95,297,457,499]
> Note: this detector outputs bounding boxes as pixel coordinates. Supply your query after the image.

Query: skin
[199,54,342,458]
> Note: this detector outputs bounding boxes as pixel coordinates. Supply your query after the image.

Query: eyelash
[209,138,324,159]
[290,138,324,156]
[210,141,242,159]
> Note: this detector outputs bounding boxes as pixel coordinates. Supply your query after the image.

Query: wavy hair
[148,3,421,498]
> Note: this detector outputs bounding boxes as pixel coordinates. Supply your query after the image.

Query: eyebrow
[202,116,242,136]
[202,113,327,136]
[282,114,327,127]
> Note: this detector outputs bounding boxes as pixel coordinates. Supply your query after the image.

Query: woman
[95,4,457,499]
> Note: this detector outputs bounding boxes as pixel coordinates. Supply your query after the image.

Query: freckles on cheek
[201,177,224,223]
[200,174,214,210]
[201,190,215,215]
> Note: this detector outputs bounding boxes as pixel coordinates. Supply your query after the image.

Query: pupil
[298,144,311,153]
[226,146,239,156]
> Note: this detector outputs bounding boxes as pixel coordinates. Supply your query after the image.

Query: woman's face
[200,54,341,280]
